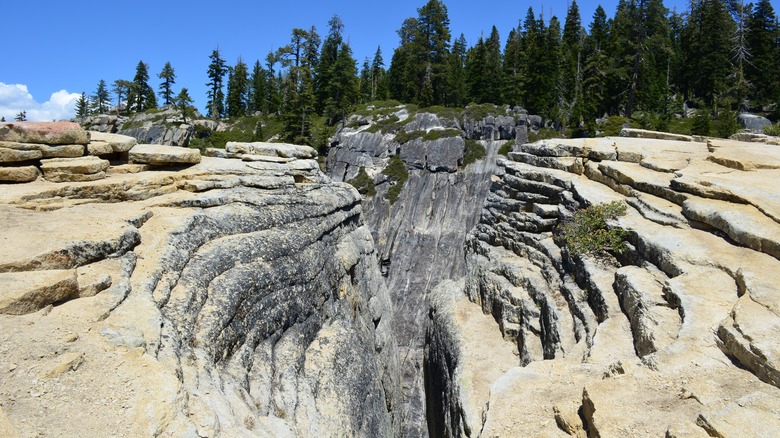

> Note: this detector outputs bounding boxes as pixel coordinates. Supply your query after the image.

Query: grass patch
[498,141,513,156]
[528,128,562,142]
[424,105,462,120]
[463,103,502,121]
[364,114,401,134]
[559,201,628,256]
[423,128,461,141]
[347,166,376,196]
[463,139,486,167]
[765,122,780,136]
[382,155,409,204]
[394,130,424,144]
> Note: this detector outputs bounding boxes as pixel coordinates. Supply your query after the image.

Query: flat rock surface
[427,135,780,437]
[0,122,89,145]
[87,131,137,152]
[0,166,39,183]
[0,152,400,437]
[128,143,201,165]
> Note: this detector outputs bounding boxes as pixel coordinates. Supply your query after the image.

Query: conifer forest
[79,0,780,145]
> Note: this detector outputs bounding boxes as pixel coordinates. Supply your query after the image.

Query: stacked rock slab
[426,128,780,437]
[204,141,325,183]
[0,122,148,184]
[0,122,89,182]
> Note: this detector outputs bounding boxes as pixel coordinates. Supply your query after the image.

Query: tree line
[78,0,779,143]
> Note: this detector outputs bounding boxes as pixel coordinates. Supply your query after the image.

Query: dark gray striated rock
[738,113,772,133]
[328,132,391,182]
[399,137,465,172]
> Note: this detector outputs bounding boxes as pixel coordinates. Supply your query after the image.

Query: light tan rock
[0,166,39,183]
[697,392,780,437]
[88,131,137,152]
[0,406,19,438]
[0,121,89,145]
[40,156,110,183]
[129,144,201,165]
[39,144,85,158]
[0,270,78,315]
[106,163,149,174]
[0,146,42,162]
[43,351,84,378]
[226,141,317,159]
[620,127,693,142]
[86,141,114,156]
[241,154,293,163]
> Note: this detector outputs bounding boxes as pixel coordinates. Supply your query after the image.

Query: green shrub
[364,114,401,134]
[382,155,409,204]
[598,116,628,137]
[497,141,513,156]
[559,201,628,256]
[714,110,740,138]
[347,167,376,196]
[691,111,711,136]
[528,128,562,142]
[422,128,461,141]
[765,123,780,137]
[394,130,424,144]
[463,139,486,167]
[463,103,501,121]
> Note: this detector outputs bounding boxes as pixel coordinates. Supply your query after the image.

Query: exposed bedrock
[325,111,503,436]
[426,133,780,437]
[0,154,400,437]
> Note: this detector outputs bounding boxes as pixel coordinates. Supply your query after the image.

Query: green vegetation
[381,155,409,204]
[462,139,486,167]
[393,130,424,144]
[498,141,513,156]
[347,167,376,196]
[559,201,628,256]
[765,123,780,137]
[528,128,562,142]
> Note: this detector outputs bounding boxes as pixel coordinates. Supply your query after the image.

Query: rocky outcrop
[0,150,400,436]
[325,110,502,437]
[426,135,780,436]
[738,113,772,133]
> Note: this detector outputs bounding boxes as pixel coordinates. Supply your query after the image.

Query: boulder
[738,113,772,133]
[128,144,201,166]
[0,166,39,183]
[0,122,89,145]
[620,127,693,141]
[40,156,110,183]
[225,141,317,159]
[0,146,42,163]
[88,131,137,152]
[86,141,114,156]
[39,144,85,158]
[0,270,79,315]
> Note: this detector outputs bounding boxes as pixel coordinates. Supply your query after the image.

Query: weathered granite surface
[425,135,780,437]
[0,154,400,437]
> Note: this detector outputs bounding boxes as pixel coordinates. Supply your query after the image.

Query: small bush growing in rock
[559,201,628,256]
[497,141,513,156]
[347,166,376,196]
[382,155,409,204]
[764,123,780,137]
[462,139,486,167]
[423,128,461,141]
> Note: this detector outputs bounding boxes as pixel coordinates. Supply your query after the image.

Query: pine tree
[279,27,321,142]
[75,92,90,119]
[316,15,344,113]
[174,88,195,124]
[746,0,779,106]
[324,41,359,125]
[371,46,388,100]
[447,34,468,106]
[388,18,419,102]
[127,60,154,112]
[206,49,227,119]
[502,28,524,107]
[415,0,452,105]
[226,57,250,118]
[90,79,111,115]
[112,79,132,115]
[359,58,372,103]
[157,62,176,106]
[248,60,267,114]
[265,52,282,114]
[15,110,27,122]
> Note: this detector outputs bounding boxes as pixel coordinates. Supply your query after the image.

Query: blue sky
[0,0,715,121]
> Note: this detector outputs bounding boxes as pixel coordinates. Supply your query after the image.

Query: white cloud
[0,83,80,122]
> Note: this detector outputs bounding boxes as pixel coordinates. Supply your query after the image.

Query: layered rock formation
[426,131,780,436]
[326,107,508,436]
[0,134,399,436]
